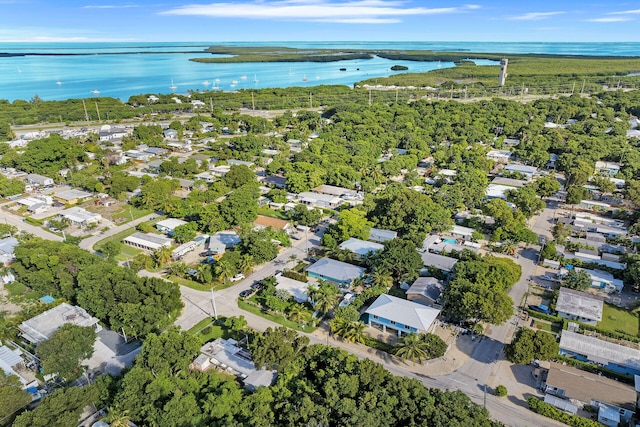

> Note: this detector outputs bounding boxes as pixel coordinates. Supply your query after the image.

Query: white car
[230,273,245,282]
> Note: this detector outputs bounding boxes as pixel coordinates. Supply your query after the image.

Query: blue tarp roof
[39,295,55,304]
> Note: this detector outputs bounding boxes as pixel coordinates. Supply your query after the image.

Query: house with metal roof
[18,303,102,344]
[365,294,441,337]
[543,362,636,426]
[406,277,444,307]
[206,231,241,254]
[504,163,538,180]
[555,288,604,326]
[297,192,344,209]
[124,232,173,252]
[559,330,640,376]
[338,238,384,257]
[198,339,276,392]
[58,206,102,226]
[486,149,512,163]
[0,236,18,265]
[0,345,37,389]
[420,252,458,273]
[369,228,398,243]
[53,189,93,205]
[155,218,188,235]
[25,173,54,187]
[305,257,366,286]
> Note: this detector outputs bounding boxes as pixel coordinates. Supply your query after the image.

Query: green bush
[526,309,562,323]
[527,396,601,427]
[495,385,508,397]
[282,269,308,283]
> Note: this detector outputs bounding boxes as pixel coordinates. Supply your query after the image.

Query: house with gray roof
[365,294,441,337]
[305,257,366,287]
[124,232,173,252]
[338,238,383,258]
[559,330,640,376]
[420,252,458,273]
[18,303,102,344]
[555,288,604,326]
[504,163,538,180]
[369,228,398,243]
[406,277,444,307]
[543,362,635,426]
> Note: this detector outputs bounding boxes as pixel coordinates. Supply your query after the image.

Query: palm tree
[369,270,393,288]
[106,408,130,427]
[392,333,428,363]
[195,263,211,284]
[288,254,298,264]
[168,261,187,278]
[214,260,234,284]
[330,318,367,344]
[313,286,339,316]
[238,254,254,272]
[288,304,310,324]
[153,246,172,267]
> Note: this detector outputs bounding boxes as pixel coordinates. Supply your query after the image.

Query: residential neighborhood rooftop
[555,288,604,322]
[365,294,441,332]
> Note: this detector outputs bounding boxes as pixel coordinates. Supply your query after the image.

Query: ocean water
[1,41,638,102]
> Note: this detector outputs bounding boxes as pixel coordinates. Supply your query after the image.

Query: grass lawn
[5,282,27,296]
[111,206,153,223]
[237,299,316,333]
[533,321,562,334]
[93,227,139,251]
[168,275,213,291]
[188,318,228,342]
[599,304,639,337]
[257,207,288,220]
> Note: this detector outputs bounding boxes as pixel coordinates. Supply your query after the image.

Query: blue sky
[1,0,640,42]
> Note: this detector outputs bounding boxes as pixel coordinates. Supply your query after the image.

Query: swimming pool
[443,238,458,245]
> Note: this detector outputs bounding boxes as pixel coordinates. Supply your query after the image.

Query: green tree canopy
[36,324,96,379]
[560,269,591,291]
[505,328,559,364]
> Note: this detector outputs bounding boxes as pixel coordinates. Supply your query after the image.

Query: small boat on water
[302,75,308,82]
[169,79,177,91]
[203,80,210,86]
[17,67,22,73]
[231,80,238,87]
[339,68,347,71]
[91,89,100,95]
[240,75,247,80]
[253,74,259,83]
[215,78,220,83]
[56,81,63,85]
[289,67,294,75]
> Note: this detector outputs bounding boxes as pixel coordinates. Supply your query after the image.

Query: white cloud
[587,17,633,22]
[608,9,640,15]
[508,11,564,21]
[159,0,480,23]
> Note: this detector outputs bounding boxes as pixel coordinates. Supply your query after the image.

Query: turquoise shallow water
[1,41,638,102]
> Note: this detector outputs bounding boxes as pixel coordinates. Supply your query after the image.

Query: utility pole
[95,102,101,122]
[210,288,218,319]
[395,88,398,103]
[309,92,313,109]
[580,79,586,94]
[571,82,575,95]
[251,92,255,115]
[368,90,372,106]
[82,99,89,122]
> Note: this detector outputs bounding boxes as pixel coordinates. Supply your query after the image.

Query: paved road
[0,207,63,241]
[79,213,156,252]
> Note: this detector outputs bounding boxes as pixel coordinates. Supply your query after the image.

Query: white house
[486,149,512,163]
[25,173,54,187]
[156,218,188,235]
[58,207,101,226]
[18,303,102,344]
[338,238,384,257]
[365,294,441,337]
[555,288,603,326]
[124,232,173,251]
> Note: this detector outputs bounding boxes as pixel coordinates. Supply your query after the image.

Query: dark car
[250,281,263,290]
[528,304,554,316]
[239,289,254,299]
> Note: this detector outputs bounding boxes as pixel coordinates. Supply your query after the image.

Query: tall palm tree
[392,333,428,363]
[168,261,187,278]
[238,254,254,272]
[214,260,234,284]
[288,304,310,324]
[153,246,172,267]
[330,318,367,344]
[313,287,339,316]
[195,263,211,284]
[369,269,393,288]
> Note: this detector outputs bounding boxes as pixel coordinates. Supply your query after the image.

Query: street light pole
[210,288,218,320]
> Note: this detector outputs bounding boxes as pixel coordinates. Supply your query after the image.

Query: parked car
[528,304,554,316]
[250,281,263,290]
[239,289,254,298]
[230,273,245,282]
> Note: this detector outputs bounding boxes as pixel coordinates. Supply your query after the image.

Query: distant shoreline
[0,51,207,57]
